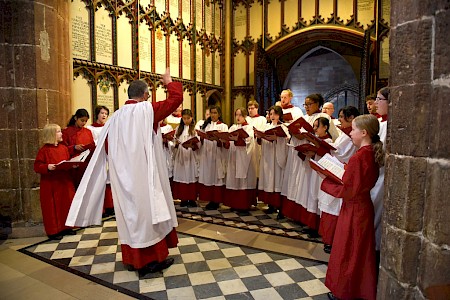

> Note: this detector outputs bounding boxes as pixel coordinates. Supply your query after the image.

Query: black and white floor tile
[20,218,330,299]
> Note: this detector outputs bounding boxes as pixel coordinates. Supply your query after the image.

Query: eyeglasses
[375,97,387,101]
[303,103,316,107]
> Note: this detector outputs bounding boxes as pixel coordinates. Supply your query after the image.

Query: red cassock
[119,82,183,269]
[34,144,75,236]
[321,145,379,300]
[62,126,95,187]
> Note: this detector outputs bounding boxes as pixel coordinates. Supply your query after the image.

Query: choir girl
[371,87,389,271]
[86,105,109,144]
[304,117,333,238]
[160,119,176,179]
[87,105,113,217]
[198,105,229,210]
[257,105,289,216]
[223,107,258,211]
[280,94,338,228]
[62,108,95,188]
[172,109,200,208]
[318,106,359,253]
[34,124,76,240]
[195,107,210,130]
[322,114,384,300]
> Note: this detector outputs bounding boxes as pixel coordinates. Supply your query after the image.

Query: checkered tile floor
[20,218,329,299]
[175,201,323,244]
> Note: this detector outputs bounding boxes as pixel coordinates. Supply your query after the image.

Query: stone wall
[378,0,450,298]
[0,0,71,236]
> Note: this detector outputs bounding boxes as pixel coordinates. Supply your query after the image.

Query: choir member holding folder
[197,105,228,210]
[223,108,257,211]
[321,114,383,300]
[257,105,290,216]
[34,124,76,240]
[279,89,304,123]
[280,94,339,228]
[172,109,201,208]
[62,108,95,188]
[316,106,359,253]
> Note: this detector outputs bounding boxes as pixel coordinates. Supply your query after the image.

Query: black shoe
[48,233,63,240]
[105,208,115,216]
[138,258,175,277]
[180,201,189,207]
[307,230,320,239]
[62,229,76,236]
[327,292,339,300]
[187,200,198,207]
[323,244,332,254]
[264,205,276,214]
[205,202,219,210]
[276,212,284,220]
[125,264,136,271]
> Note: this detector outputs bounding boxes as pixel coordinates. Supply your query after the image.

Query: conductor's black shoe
[48,233,63,240]
[158,258,175,271]
[63,229,76,235]
[205,202,219,210]
[323,244,332,254]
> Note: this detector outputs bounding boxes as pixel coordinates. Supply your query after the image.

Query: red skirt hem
[318,212,338,245]
[197,184,225,203]
[121,229,178,269]
[258,190,281,208]
[103,184,114,210]
[172,181,197,201]
[223,189,257,210]
[280,197,303,223]
[300,207,320,230]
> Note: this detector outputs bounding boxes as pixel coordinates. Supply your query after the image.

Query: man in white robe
[66,68,183,277]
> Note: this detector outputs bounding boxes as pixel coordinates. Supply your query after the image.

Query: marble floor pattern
[1,218,330,300]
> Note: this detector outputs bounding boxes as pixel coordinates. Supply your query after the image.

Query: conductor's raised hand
[161,68,172,86]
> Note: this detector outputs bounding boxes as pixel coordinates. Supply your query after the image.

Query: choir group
[34,83,390,300]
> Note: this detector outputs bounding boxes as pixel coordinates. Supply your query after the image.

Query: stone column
[0,0,71,237]
[378,0,450,298]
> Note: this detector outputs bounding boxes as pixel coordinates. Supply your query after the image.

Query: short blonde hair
[42,124,61,145]
[247,100,259,108]
[281,89,293,98]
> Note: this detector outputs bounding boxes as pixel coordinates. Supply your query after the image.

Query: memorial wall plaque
[245,2,263,40]
[205,50,212,84]
[182,39,191,80]
[235,5,247,42]
[97,77,115,114]
[139,23,152,72]
[182,2,190,27]
[214,52,220,86]
[71,0,90,60]
[169,0,178,19]
[117,16,133,68]
[379,38,390,78]
[154,0,165,15]
[118,81,129,108]
[155,27,167,74]
[205,4,212,34]
[196,0,203,27]
[95,7,113,64]
[357,0,375,29]
[215,4,221,37]
[196,46,203,82]
[169,33,180,78]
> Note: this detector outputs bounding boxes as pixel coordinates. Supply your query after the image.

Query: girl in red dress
[34,124,76,239]
[321,114,385,300]
[62,109,95,188]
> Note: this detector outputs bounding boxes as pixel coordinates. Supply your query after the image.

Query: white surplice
[258,123,290,193]
[225,124,258,190]
[318,131,356,216]
[66,101,178,249]
[282,106,304,123]
[173,126,200,184]
[370,120,387,250]
[198,121,229,186]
